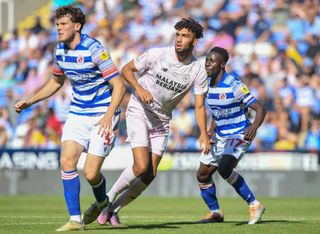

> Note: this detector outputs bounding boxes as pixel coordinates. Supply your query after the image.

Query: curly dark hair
[209,46,229,63]
[55,6,85,32]
[174,18,204,39]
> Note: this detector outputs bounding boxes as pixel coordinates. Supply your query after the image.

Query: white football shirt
[130,46,208,121]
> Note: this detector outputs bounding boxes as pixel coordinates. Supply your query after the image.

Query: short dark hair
[174,18,204,39]
[209,47,229,63]
[55,6,86,32]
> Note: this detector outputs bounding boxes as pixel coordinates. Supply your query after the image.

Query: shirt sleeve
[193,66,209,95]
[233,80,257,107]
[91,43,119,81]
[133,48,160,74]
[52,48,64,76]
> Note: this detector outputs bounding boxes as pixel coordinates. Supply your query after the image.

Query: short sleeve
[233,80,257,107]
[91,43,119,81]
[134,48,160,73]
[52,48,64,76]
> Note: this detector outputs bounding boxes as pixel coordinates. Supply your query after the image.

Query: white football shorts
[199,133,251,166]
[126,108,169,157]
[61,113,120,157]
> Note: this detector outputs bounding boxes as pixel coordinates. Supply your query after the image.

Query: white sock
[110,178,148,213]
[107,167,137,202]
[70,215,81,223]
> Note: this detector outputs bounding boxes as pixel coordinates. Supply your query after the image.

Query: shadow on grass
[233,220,302,226]
[86,219,302,231]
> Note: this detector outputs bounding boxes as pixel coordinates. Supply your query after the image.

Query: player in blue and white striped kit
[197,47,267,224]
[15,6,126,231]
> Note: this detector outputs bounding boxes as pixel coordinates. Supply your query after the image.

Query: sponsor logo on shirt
[155,74,188,93]
[241,85,249,94]
[100,51,109,60]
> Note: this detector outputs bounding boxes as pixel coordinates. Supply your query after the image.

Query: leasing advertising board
[0,147,318,171]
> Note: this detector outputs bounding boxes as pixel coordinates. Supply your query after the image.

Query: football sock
[61,170,81,222]
[110,178,148,213]
[199,180,220,211]
[91,174,108,205]
[107,167,136,202]
[227,171,256,205]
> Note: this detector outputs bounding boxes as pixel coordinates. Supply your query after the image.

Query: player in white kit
[15,6,126,231]
[93,18,211,226]
[197,47,267,224]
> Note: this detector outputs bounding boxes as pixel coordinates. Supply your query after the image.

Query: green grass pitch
[0,196,319,233]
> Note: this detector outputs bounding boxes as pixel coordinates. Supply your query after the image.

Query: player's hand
[95,115,113,137]
[136,87,153,104]
[199,133,210,155]
[14,100,31,113]
[207,130,216,145]
[243,124,258,141]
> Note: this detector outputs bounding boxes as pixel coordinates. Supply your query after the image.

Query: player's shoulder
[223,72,243,87]
[81,34,104,51]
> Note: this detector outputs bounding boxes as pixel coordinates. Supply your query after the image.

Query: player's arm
[103,75,126,121]
[244,100,267,141]
[194,94,210,154]
[15,75,65,113]
[121,60,153,104]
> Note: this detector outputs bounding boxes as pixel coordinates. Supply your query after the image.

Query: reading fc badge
[77,55,84,64]
[219,93,226,100]
[183,74,190,82]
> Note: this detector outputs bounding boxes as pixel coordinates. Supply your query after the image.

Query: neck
[66,32,81,50]
[176,48,193,62]
[210,70,225,87]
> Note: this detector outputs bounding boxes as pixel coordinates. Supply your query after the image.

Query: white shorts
[61,114,120,157]
[126,107,169,156]
[199,133,251,166]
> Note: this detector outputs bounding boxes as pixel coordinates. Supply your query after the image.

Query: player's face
[175,28,198,53]
[205,52,224,77]
[56,15,81,42]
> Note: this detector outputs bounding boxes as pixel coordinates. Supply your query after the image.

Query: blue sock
[229,172,255,204]
[61,170,81,216]
[199,182,220,211]
[92,174,107,204]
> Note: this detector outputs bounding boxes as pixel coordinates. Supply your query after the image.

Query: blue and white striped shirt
[206,72,256,137]
[53,34,120,116]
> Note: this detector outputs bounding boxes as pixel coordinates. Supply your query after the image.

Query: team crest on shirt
[183,74,190,82]
[77,55,84,64]
[219,93,227,100]
[99,51,109,60]
[241,85,249,94]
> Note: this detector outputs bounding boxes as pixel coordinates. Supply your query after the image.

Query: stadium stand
[0,0,319,151]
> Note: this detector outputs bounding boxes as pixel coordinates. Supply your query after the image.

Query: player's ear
[74,23,81,32]
[221,63,226,69]
[192,38,199,46]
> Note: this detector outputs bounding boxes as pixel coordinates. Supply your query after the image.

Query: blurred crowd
[0,0,319,151]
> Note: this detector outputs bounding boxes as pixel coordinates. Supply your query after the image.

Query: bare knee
[197,170,212,183]
[60,155,78,171]
[132,163,148,177]
[84,170,100,184]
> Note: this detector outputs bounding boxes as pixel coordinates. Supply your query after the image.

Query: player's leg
[112,152,161,211]
[197,162,224,223]
[98,152,161,226]
[82,154,109,225]
[107,146,150,202]
[82,114,120,225]
[106,113,150,204]
[56,140,85,231]
[218,155,265,224]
